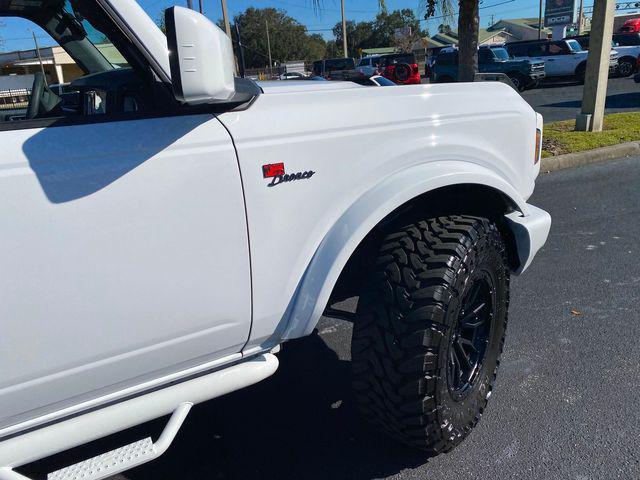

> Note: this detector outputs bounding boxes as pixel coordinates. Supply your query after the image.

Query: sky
[0,0,602,53]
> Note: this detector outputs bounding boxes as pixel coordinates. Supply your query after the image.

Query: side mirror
[165,6,235,105]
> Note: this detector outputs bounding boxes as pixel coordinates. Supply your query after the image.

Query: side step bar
[0,353,278,480]
[48,403,191,480]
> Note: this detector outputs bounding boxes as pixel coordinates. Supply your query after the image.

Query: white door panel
[0,114,251,430]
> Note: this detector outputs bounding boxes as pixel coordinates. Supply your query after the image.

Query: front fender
[282,160,531,341]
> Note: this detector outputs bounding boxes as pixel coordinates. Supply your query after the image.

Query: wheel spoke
[460,314,484,329]
[460,302,487,329]
[448,276,494,397]
[470,301,487,316]
[466,284,481,311]
[449,349,461,384]
[460,337,478,353]
[455,340,472,371]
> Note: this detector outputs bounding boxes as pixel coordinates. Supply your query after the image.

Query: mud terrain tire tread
[351,215,509,453]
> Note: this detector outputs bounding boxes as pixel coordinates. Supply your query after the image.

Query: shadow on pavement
[541,91,640,109]
[22,332,430,480]
[537,79,582,89]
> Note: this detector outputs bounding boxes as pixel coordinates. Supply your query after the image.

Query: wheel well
[328,184,520,304]
[619,55,637,64]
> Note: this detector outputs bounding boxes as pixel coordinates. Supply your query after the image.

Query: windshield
[373,76,396,86]
[0,0,129,74]
[492,48,510,61]
[566,39,583,52]
[64,1,129,68]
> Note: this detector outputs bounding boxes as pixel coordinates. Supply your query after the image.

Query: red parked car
[619,18,640,34]
[379,53,421,85]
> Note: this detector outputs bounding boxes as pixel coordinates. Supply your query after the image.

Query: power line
[420,0,517,23]
[267,0,380,14]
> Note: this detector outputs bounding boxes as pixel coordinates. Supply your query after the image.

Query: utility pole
[538,0,543,39]
[221,0,232,38]
[341,0,348,58]
[577,0,585,35]
[265,20,273,79]
[577,0,616,132]
[235,23,246,78]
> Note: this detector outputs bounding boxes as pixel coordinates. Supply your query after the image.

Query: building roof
[489,17,552,34]
[422,36,448,48]
[433,32,458,44]
[427,28,512,47]
[361,47,396,55]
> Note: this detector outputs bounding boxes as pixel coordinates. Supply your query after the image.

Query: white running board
[0,353,279,480]
[49,438,155,480]
[47,402,191,480]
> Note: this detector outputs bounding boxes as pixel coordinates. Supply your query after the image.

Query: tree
[330,9,425,58]
[332,20,375,57]
[456,0,479,82]
[424,0,479,82]
[393,27,423,53]
[371,9,424,47]
[156,14,165,34]
[223,8,327,68]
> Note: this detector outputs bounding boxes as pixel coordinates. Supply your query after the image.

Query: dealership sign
[544,0,578,27]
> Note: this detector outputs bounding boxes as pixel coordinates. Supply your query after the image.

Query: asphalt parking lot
[523,76,640,123]
[26,155,640,480]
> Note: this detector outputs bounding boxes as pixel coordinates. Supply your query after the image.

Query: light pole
[538,0,543,40]
[577,0,585,35]
[266,20,273,78]
[221,0,232,38]
[341,0,348,58]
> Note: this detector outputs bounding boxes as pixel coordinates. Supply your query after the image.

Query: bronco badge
[262,163,315,188]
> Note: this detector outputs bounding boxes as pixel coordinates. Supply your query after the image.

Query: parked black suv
[312,58,356,78]
[430,46,545,91]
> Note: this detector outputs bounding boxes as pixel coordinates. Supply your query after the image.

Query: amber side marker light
[535,129,542,165]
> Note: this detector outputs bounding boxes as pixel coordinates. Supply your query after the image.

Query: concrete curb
[541,141,640,172]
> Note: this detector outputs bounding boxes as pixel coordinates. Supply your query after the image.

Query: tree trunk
[457,0,479,82]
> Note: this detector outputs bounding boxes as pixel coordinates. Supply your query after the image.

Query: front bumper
[504,203,552,275]
[525,72,546,87]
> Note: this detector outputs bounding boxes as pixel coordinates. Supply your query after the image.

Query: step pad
[47,438,156,480]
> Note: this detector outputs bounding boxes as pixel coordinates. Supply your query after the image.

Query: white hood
[257,80,363,94]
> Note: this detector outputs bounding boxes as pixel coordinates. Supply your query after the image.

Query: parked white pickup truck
[0,1,551,479]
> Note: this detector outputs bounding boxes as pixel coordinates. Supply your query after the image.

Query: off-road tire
[617,57,636,77]
[507,72,527,92]
[351,215,510,453]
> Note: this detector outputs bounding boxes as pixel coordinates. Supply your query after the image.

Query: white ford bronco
[0,1,551,478]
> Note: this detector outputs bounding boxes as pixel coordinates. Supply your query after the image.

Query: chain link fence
[0,88,31,110]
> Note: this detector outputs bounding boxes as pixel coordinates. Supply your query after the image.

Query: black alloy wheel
[447,274,494,400]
